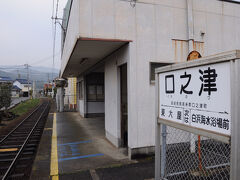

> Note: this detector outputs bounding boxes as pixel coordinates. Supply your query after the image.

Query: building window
[86,72,104,102]
[150,62,173,83]
[87,85,104,102]
[78,81,83,100]
[96,85,104,100]
[87,85,96,101]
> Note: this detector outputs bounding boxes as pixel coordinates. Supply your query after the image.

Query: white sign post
[155,50,240,180]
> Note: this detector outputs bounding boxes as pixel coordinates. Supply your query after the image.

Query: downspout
[187,0,196,153]
[187,0,194,53]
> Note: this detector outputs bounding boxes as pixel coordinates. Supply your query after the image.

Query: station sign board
[159,62,231,136]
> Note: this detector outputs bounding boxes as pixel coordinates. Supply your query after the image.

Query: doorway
[23,92,29,97]
[120,64,128,147]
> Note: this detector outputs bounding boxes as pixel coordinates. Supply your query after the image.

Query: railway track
[0,100,50,180]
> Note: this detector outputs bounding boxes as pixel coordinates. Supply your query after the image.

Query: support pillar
[56,87,64,112]
[32,81,36,99]
[56,90,60,112]
[55,78,66,113]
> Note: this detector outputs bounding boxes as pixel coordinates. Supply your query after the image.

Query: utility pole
[17,70,20,78]
[33,81,36,98]
[24,64,30,98]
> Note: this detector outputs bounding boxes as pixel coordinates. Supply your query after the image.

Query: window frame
[86,72,104,102]
[150,62,173,84]
[78,81,84,100]
[86,84,104,102]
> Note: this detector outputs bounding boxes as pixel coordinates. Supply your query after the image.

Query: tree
[0,83,12,122]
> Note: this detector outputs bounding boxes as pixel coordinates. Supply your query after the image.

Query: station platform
[30,103,154,180]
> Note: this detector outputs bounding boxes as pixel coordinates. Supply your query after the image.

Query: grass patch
[10,99,40,116]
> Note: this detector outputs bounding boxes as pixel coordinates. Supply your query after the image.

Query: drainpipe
[187,0,196,153]
[187,0,194,53]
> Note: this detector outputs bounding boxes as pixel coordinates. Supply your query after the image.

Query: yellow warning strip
[0,148,18,152]
[50,113,59,180]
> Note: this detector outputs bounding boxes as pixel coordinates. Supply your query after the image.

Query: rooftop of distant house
[15,78,32,84]
[12,85,21,91]
[0,76,13,82]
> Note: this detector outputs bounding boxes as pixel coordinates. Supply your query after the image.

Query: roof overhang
[61,37,131,78]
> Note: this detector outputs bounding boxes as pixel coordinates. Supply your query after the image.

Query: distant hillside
[0,70,16,79]
[0,65,59,89]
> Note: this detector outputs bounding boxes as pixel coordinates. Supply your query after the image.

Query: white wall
[77,76,85,117]
[61,0,80,75]
[105,55,120,146]
[87,102,105,113]
[13,81,23,90]
[62,0,240,150]
[79,99,85,116]
[104,45,128,147]
[70,0,240,62]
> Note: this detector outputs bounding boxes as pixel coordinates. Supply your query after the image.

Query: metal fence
[160,125,230,180]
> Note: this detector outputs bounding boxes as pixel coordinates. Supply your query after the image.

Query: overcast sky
[0,0,68,69]
[1,0,240,71]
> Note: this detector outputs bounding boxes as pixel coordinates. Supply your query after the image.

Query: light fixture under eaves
[80,58,88,64]
[130,0,137,7]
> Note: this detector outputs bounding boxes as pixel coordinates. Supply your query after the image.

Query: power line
[0,65,24,69]
[0,51,60,67]
[29,52,60,66]
[0,67,24,70]
[0,67,58,73]
[4,72,57,76]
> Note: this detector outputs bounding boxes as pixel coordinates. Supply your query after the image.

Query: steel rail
[1,101,50,180]
[0,103,42,144]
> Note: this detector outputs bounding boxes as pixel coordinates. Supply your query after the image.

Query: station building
[60,0,240,158]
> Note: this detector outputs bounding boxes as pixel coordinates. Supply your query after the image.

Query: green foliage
[29,90,33,97]
[10,99,40,116]
[0,83,12,110]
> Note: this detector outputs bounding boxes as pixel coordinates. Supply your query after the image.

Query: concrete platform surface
[31,105,155,180]
[56,112,130,174]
